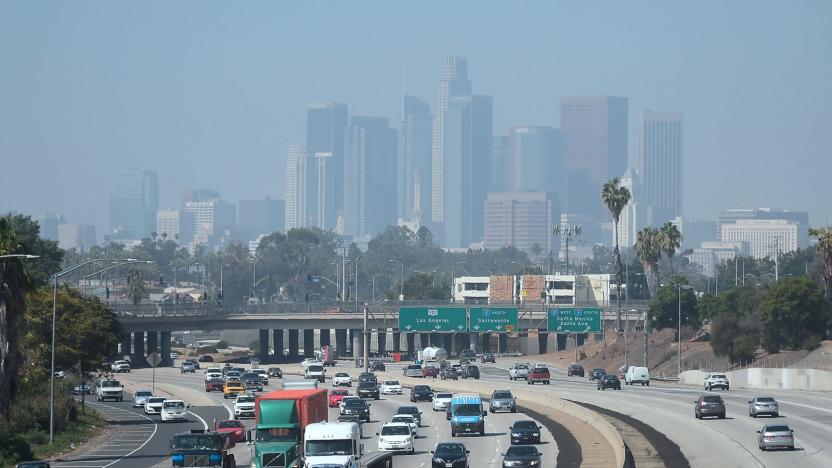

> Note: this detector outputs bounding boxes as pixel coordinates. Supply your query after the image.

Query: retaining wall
[679,368,832,391]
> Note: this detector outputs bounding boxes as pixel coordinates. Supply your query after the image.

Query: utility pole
[552,222,582,275]
[363,303,369,373]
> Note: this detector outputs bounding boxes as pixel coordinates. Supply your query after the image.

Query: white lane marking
[189,408,210,430]
[94,402,158,468]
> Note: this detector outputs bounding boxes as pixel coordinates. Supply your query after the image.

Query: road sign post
[547,308,601,333]
[469,307,519,333]
[146,352,162,393]
[398,307,467,332]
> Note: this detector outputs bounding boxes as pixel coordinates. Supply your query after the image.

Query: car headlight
[512,432,521,436]
[532,432,540,436]
[530,460,539,465]
[433,458,443,464]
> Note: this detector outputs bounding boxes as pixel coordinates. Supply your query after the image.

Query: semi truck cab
[303,421,362,468]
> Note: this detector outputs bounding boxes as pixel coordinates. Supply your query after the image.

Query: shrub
[215,340,229,349]
[197,345,218,354]
[0,423,34,466]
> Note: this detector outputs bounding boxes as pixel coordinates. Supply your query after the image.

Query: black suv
[410,385,434,402]
[480,353,496,363]
[267,367,282,378]
[358,372,377,384]
[431,443,469,468]
[597,375,621,391]
[358,381,380,400]
[502,445,541,468]
[461,365,480,379]
[589,368,607,381]
[342,398,371,422]
[440,367,458,380]
[509,420,543,445]
[370,361,386,371]
[567,364,585,377]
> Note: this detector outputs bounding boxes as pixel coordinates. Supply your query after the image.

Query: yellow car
[223,382,245,399]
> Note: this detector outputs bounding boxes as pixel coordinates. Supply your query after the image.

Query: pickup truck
[111,360,131,373]
[509,363,530,381]
[526,366,551,385]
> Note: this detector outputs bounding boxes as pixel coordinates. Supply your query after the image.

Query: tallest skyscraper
[306,102,348,230]
[431,56,471,224]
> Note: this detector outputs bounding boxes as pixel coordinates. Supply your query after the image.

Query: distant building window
[464,283,488,291]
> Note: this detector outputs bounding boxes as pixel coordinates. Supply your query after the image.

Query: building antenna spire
[401,63,406,119]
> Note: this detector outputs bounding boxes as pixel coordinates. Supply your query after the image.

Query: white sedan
[380,380,403,395]
[332,372,353,387]
[377,422,414,454]
[160,400,188,422]
[432,392,453,412]
[144,397,166,415]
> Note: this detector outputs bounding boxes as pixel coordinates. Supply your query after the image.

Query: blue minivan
[449,394,487,436]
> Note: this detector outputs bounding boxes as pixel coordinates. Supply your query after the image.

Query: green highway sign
[547,307,602,333]
[469,307,518,333]
[398,307,468,332]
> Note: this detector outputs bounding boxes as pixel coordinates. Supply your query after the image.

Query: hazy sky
[2,1,831,234]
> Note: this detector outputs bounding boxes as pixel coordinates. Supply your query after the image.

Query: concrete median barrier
[680,368,832,391]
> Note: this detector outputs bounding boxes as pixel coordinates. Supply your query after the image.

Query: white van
[96,378,124,402]
[625,366,650,386]
[304,421,362,468]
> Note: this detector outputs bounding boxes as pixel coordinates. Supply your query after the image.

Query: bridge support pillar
[538,330,548,354]
[259,329,270,363]
[288,330,299,359]
[320,329,331,348]
[132,332,144,361]
[576,333,586,347]
[303,329,315,358]
[498,334,508,354]
[352,331,363,361]
[377,331,387,356]
[406,333,415,355]
[556,334,567,351]
[273,330,284,361]
[468,333,479,353]
[419,333,429,349]
[481,333,490,353]
[160,331,172,367]
[392,332,401,353]
[120,333,131,359]
[335,329,347,358]
[146,331,158,354]
[442,334,452,352]
[430,333,442,347]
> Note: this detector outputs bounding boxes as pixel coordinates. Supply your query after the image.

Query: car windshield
[256,427,298,442]
[135,391,152,397]
[703,396,722,403]
[218,420,242,428]
[308,365,323,372]
[331,390,349,396]
[345,399,366,408]
[336,373,349,377]
[382,425,410,436]
[435,444,465,457]
[453,404,481,416]
[757,397,776,402]
[148,397,165,403]
[436,393,453,399]
[514,420,537,429]
[392,416,413,424]
[398,407,419,415]
[172,435,220,451]
[359,382,376,388]
[604,375,618,381]
[243,373,259,379]
[515,365,528,370]
[506,446,538,457]
[493,391,513,399]
[766,425,790,432]
[414,386,430,391]
[711,374,726,379]
[407,365,421,370]
[385,381,399,385]
[306,439,353,456]
[237,396,254,403]
[164,401,185,409]
[101,380,121,387]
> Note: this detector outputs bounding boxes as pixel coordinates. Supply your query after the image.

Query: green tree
[760,277,830,352]
[126,268,146,305]
[659,222,683,277]
[401,272,450,300]
[602,177,632,333]
[634,227,661,299]
[648,278,700,338]
[707,287,762,364]
[809,227,832,302]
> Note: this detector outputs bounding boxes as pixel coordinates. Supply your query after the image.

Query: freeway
[107,364,558,468]
[473,358,832,468]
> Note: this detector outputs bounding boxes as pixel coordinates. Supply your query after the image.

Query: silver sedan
[748,397,779,418]
[757,424,795,451]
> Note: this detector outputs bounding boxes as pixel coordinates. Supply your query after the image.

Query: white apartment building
[720,219,798,259]
[453,274,616,306]
[58,224,96,252]
[689,241,749,276]
[184,199,236,246]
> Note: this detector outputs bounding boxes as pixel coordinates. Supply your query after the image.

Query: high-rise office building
[432,56,472,224]
[156,209,195,244]
[508,126,566,195]
[613,168,644,249]
[58,224,96,252]
[670,216,717,251]
[180,189,220,210]
[397,95,432,223]
[238,198,285,239]
[640,112,683,225]
[717,208,809,247]
[307,102,348,230]
[40,212,66,241]
[284,145,308,230]
[560,97,628,219]
[344,117,398,237]
[109,168,159,240]
[484,192,559,253]
[721,219,799,259]
[491,136,510,193]
[184,199,236,246]
[443,94,493,248]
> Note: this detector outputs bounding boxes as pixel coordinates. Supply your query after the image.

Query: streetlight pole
[49,258,148,444]
[372,273,382,302]
[670,281,693,377]
[451,261,466,303]
[389,259,404,301]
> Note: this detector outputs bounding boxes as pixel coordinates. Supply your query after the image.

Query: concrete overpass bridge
[113,302,647,367]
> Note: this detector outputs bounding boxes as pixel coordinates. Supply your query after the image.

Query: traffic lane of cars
[476,365,832,468]
[316,376,557,467]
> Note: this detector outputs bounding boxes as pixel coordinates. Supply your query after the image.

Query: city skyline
[2,1,831,239]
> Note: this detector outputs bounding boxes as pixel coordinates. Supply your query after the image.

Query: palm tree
[126,268,146,305]
[659,222,683,276]
[602,178,632,333]
[810,227,832,302]
[634,227,662,299]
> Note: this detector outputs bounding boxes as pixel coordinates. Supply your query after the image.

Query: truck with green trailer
[251,388,328,468]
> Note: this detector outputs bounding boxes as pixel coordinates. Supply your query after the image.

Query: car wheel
[760,445,766,451]
[511,408,517,413]
[719,413,725,419]
[774,412,779,418]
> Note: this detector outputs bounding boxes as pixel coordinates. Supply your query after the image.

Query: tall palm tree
[601,178,632,333]
[126,268,146,305]
[809,227,832,302]
[634,227,661,299]
[659,222,683,276]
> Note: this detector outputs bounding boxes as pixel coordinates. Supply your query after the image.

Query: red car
[215,419,245,443]
[422,366,438,378]
[329,389,351,408]
[205,378,225,392]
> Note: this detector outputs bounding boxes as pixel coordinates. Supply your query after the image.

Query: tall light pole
[389,259,404,301]
[0,254,40,259]
[553,223,582,275]
[451,261,466,303]
[670,281,694,377]
[372,273,383,301]
[50,258,149,443]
